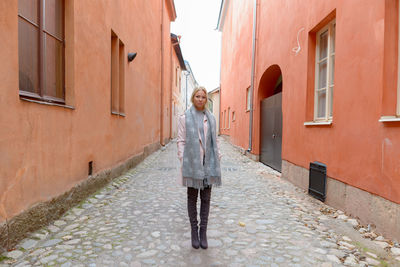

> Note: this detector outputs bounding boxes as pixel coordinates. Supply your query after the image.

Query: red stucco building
[0,0,180,250]
[218,0,400,241]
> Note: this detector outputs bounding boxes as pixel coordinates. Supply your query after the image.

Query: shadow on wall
[258,64,282,100]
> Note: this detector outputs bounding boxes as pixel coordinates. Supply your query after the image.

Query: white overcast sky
[171,0,222,92]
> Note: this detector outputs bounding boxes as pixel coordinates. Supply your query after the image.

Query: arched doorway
[258,65,283,172]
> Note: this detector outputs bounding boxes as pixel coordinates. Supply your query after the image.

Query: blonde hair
[190,86,208,105]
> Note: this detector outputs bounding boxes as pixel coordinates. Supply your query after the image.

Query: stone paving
[1,137,400,266]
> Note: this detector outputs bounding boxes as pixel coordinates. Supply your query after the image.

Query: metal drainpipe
[160,0,165,146]
[169,46,172,140]
[219,29,222,135]
[248,0,258,152]
[219,86,221,134]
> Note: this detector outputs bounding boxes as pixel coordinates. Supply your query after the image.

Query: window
[315,19,335,120]
[175,66,179,87]
[208,99,213,113]
[228,107,231,129]
[246,86,251,111]
[232,111,235,122]
[18,0,65,103]
[222,110,225,129]
[223,110,226,129]
[221,111,223,128]
[111,30,125,116]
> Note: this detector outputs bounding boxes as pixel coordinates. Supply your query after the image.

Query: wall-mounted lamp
[128,52,137,62]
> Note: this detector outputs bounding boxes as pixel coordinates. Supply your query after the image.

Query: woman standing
[177,87,221,249]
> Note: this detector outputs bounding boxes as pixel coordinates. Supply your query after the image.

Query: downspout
[160,0,165,146]
[248,0,258,152]
[219,86,221,135]
[219,32,222,135]
[169,44,173,140]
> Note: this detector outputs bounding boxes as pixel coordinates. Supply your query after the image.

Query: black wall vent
[88,161,93,176]
[308,162,327,202]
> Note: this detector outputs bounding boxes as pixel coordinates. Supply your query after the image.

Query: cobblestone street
[1,138,400,267]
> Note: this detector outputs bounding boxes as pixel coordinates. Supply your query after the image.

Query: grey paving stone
[137,249,158,258]
[40,254,58,264]
[40,239,63,247]
[7,250,24,259]
[20,239,38,250]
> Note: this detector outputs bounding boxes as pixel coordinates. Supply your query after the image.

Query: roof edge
[165,0,177,22]
[216,0,230,31]
[184,60,198,86]
[208,87,220,94]
[171,33,186,71]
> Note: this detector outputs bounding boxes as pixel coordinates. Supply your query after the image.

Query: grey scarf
[182,106,221,189]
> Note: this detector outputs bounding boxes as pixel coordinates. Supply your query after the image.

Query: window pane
[18,0,39,24]
[319,30,328,60]
[330,56,335,86]
[111,33,119,113]
[329,86,334,117]
[44,35,64,99]
[45,0,64,39]
[119,40,125,114]
[331,23,336,53]
[318,60,327,89]
[18,19,39,94]
[317,90,326,118]
[228,108,230,128]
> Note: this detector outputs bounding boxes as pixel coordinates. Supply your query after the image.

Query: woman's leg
[199,186,212,249]
[187,187,200,249]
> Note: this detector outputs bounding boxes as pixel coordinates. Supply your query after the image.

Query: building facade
[218,0,400,241]
[179,60,198,113]
[0,0,177,250]
[208,87,220,135]
[171,33,186,138]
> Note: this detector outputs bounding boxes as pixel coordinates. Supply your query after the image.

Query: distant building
[171,33,186,138]
[208,87,220,135]
[180,61,198,114]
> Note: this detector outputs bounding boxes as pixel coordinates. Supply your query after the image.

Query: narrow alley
[1,138,398,267]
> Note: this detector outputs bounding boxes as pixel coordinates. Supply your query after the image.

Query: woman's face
[193,90,207,110]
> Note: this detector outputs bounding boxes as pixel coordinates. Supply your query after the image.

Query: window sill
[304,120,332,126]
[379,116,400,122]
[111,111,126,117]
[20,97,75,110]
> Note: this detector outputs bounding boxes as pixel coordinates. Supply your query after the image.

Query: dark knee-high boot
[199,187,211,249]
[187,187,200,249]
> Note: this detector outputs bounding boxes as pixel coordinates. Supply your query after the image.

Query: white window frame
[314,19,336,121]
